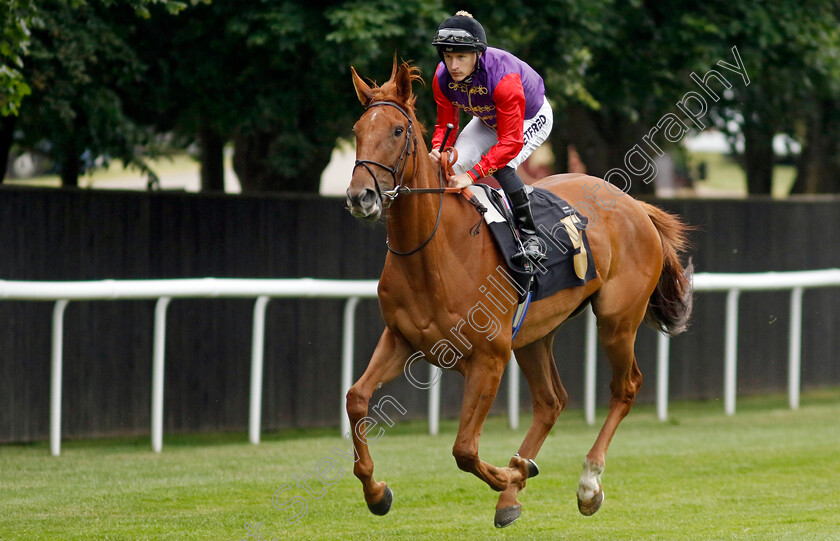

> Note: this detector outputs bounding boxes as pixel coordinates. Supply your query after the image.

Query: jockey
[429,11,553,264]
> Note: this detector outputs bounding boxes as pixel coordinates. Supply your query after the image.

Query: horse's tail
[640,202,694,336]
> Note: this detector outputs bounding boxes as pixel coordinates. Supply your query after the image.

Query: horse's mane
[370,61,428,139]
[354,58,437,185]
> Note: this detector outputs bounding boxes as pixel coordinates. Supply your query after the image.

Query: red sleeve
[470,73,525,180]
[431,66,459,150]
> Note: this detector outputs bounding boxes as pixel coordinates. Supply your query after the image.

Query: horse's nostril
[361,188,378,206]
[346,188,379,216]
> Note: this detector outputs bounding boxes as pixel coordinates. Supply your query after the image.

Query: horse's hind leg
[494,334,568,527]
[346,328,412,515]
[577,298,646,516]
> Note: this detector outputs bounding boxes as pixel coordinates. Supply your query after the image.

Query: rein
[353,100,485,256]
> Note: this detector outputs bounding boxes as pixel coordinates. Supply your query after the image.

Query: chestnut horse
[345,60,693,528]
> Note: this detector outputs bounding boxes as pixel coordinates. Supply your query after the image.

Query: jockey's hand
[428,149,441,163]
[448,172,473,189]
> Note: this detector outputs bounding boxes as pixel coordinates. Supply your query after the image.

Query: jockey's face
[443,51,479,82]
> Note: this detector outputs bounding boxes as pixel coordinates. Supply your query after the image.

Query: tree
[788,4,840,194]
[8,1,840,195]
[121,0,445,193]
[229,0,447,192]
[447,1,727,195]
[1,0,35,117]
[544,1,735,195]
[489,1,840,196]
[792,99,840,194]
[121,0,261,191]
[697,1,840,194]
[1,0,189,186]
[1,0,36,177]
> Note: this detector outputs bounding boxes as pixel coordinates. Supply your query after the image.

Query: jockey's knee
[493,165,524,193]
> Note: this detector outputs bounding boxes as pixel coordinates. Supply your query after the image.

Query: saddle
[438,150,596,339]
[469,183,597,302]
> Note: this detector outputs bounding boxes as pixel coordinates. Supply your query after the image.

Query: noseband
[352,101,418,204]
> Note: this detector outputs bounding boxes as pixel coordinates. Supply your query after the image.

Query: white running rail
[2,268,839,456]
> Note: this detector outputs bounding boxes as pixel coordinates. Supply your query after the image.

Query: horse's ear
[389,53,399,84]
[394,62,414,103]
[351,66,374,107]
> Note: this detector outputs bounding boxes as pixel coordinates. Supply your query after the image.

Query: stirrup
[512,233,547,264]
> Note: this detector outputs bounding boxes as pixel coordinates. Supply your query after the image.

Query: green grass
[2,390,839,540]
[688,151,797,198]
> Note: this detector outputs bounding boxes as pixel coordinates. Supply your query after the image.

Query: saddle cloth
[469,183,597,302]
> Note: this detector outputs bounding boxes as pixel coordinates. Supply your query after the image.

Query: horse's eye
[394,126,404,136]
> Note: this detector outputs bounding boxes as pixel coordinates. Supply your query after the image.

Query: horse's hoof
[513,453,539,479]
[526,458,539,479]
[577,489,605,516]
[367,485,393,516]
[494,504,522,528]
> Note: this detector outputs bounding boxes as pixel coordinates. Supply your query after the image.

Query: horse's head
[346,61,425,221]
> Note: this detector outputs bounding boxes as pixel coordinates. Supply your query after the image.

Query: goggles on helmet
[432,28,482,47]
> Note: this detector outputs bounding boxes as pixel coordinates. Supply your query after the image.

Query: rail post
[50,300,69,457]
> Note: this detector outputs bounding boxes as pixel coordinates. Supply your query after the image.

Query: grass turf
[2,389,839,540]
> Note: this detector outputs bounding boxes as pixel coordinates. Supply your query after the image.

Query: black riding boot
[507,186,547,264]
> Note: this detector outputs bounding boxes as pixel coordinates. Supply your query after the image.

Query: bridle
[353,101,419,205]
[352,100,447,256]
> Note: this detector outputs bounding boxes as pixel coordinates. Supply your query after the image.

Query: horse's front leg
[452,357,530,527]
[346,327,411,516]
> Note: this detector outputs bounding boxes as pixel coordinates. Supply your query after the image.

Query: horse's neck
[379,167,515,338]
[383,169,492,296]
[387,163,456,258]
[386,169,443,261]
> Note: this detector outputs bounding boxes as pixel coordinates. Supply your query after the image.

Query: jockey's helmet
[432,11,487,56]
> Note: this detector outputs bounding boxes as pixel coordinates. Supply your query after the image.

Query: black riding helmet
[432,11,488,59]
